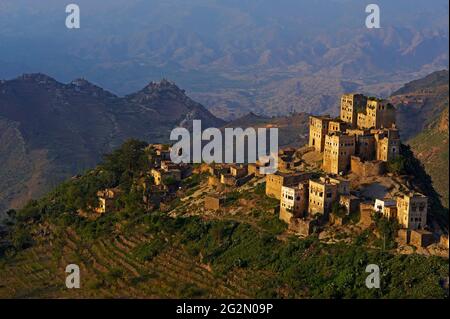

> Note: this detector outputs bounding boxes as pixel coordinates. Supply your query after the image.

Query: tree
[387,155,406,174]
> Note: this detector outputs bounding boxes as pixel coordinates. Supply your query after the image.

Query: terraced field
[0,227,257,298]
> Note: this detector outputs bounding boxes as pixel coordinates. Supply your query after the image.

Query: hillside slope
[0,141,447,299]
[390,70,449,207]
[0,74,224,214]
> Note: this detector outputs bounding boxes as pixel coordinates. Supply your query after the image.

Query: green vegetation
[372,212,399,251]
[387,155,406,175]
[133,239,168,261]
[1,139,447,299]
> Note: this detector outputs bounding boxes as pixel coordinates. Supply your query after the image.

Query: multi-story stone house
[397,193,428,230]
[328,119,349,134]
[374,198,397,219]
[340,93,367,127]
[266,172,313,200]
[347,129,376,161]
[322,133,356,175]
[357,98,396,130]
[309,115,332,152]
[308,177,340,216]
[279,182,309,223]
[373,126,401,162]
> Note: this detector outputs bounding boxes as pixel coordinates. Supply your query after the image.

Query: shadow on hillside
[402,144,449,232]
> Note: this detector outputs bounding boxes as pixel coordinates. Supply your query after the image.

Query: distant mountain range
[0,74,224,213]
[0,0,448,119]
[0,70,448,214]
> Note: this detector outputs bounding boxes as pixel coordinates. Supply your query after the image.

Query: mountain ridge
[0,73,224,214]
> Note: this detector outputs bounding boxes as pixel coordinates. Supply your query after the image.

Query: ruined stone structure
[397,193,428,230]
[151,168,181,186]
[339,194,360,215]
[288,218,318,236]
[350,156,385,177]
[95,188,122,214]
[322,133,356,174]
[220,173,236,186]
[230,165,248,178]
[248,163,262,177]
[204,196,225,211]
[359,202,375,229]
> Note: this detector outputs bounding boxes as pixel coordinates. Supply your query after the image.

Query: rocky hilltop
[0,74,224,213]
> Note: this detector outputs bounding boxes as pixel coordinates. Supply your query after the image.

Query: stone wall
[410,230,434,248]
[288,218,318,236]
[279,209,293,224]
[350,156,385,177]
[204,196,224,211]
[359,202,374,229]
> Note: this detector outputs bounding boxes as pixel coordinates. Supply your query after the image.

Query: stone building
[220,173,236,186]
[410,229,434,248]
[288,218,318,236]
[374,198,397,219]
[399,229,434,248]
[328,119,349,134]
[340,93,367,127]
[248,163,264,177]
[161,160,179,172]
[322,132,356,175]
[279,182,309,223]
[350,156,386,177]
[230,164,248,178]
[347,129,376,161]
[359,202,375,229]
[309,115,332,152]
[204,195,225,211]
[374,126,401,162]
[278,154,300,171]
[151,168,181,186]
[95,188,122,214]
[440,234,449,249]
[266,172,313,200]
[156,149,171,160]
[397,193,428,230]
[308,177,340,216]
[208,164,230,177]
[339,194,360,215]
[357,98,396,130]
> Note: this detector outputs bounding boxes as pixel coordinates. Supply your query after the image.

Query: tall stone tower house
[309,116,332,152]
[374,126,401,162]
[357,98,396,129]
[322,133,356,174]
[340,93,367,127]
[397,193,428,230]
